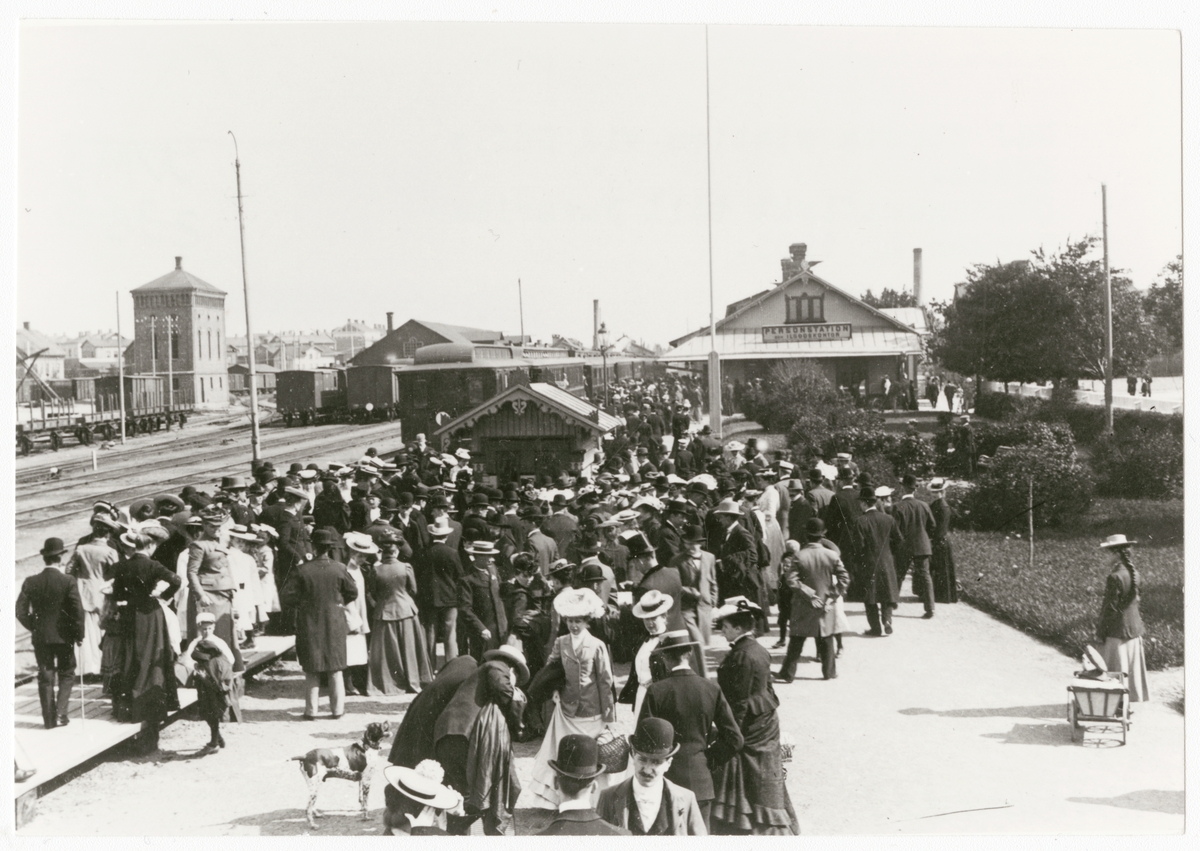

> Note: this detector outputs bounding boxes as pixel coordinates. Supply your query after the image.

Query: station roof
[659,326,924,362]
[434,381,622,438]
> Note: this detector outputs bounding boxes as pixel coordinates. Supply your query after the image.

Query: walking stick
[78,657,86,727]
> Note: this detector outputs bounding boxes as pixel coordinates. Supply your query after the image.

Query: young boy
[183,612,235,751]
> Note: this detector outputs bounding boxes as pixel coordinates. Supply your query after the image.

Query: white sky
[16,21,1183,348]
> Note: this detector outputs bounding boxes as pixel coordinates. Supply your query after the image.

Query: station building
[660,242,926,399]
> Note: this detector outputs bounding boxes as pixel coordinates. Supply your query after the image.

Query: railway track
[14,420,407,681]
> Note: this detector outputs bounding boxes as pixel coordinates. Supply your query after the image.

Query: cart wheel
[1068,701,1081,743]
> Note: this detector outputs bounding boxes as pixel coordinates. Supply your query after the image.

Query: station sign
[761,323,852,343]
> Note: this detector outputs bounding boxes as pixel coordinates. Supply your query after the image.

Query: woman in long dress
[110,532,182,751]
[710,598,799,835]
[228,526,264,646]
[342,532,376,696]
[66,519,119,676]
[1097,535,1150,702]
[368,531,431,695]
[526,588,615,809]
[754,486,786,597]
[928,479,958,604]
[252,523,281,620]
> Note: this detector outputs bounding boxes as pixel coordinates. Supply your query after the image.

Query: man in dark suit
[417,517,466,668]
[280,529,358,718]
[852,485,905,636]
[655,500,688,568]
[824,469,863,598]
[541,494,579,558]
[629,532,686,632]
[17,538,85,728]
[709,499,767,632]
[536,734,631,835]
[890,473,937,618]
[639,632,742,829]
[806,467,835,519]
[777,519,851,681]
[669,524,718,646]
[597,717,708,835]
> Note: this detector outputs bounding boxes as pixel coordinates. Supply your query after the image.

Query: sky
[17,21,1182,349]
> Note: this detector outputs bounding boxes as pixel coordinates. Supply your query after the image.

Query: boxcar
[346,364,401,422]
[276,368,346,426]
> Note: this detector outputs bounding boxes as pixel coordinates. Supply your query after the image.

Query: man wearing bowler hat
[778,518,851,682]
[597,717,707,835]
[639,631,742,829]
[537,734,631,835]
[17,538,85,728]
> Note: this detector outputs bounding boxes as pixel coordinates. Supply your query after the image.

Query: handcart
[1067,646,1131,745]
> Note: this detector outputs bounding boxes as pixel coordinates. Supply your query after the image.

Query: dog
[292,720,391,829]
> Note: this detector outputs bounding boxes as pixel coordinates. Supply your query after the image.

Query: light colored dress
[526,630,616,809]
[345,565,370,667]
[755,492,786,592]
[254,543,281,616]
[66,540,118,675]
[229,548,263,633]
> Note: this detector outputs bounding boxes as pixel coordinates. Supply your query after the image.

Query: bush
[823,427,936,481]
[962,429,1093,529]
[1091,432,1184,499]
[974,390,1042,422]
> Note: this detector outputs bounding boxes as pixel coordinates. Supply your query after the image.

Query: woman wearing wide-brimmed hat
[526,587,616,810]
[619,589,675,721]
[342,532,378,695]
[1096,535,1150,702]
[382,760,464,835]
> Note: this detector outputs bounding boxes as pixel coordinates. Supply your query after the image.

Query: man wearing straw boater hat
[17,538,85,729]
[536,734,631,835]
[597,717,707,835]
[638,630,742,830]
[418,515,466,668]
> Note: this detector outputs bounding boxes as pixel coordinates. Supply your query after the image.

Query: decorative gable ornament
[511,399,528,417]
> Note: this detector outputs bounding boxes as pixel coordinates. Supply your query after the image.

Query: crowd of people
[15,374,1149,834]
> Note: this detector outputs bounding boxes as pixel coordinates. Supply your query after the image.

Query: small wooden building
[434,379,622,484]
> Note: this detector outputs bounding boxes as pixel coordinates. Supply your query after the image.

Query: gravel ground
[21,581,1184,836]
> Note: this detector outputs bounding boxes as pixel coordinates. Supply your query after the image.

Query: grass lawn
[954,498,1183,671]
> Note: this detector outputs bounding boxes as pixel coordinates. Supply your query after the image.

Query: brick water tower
[131,256,229,408]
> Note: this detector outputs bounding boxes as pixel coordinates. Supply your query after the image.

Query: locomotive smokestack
[912,248,923,305]
[175,256,182,270]
[386,312,394,334]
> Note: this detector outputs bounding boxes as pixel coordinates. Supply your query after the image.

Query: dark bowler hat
[397,491,414,507]
[805,517,826,539]
[901,473,918,489]
[549,734,607,781]
[682,524,707,543]
[577,562,606,584]
[858,484,877,501]
[550,494,570,509]
[311,529,341,549]
[470,493,490,507]
[629,717,679,759]
[40,537,67,557]
[379,496,398,512]
[288,462,304,474]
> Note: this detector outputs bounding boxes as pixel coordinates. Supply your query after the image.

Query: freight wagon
[276,368,347,426]
[16,374,191,455]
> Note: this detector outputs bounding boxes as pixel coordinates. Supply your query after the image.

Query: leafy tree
[860,287,918,308]
[928,238,1156,385]
[1143,256,1182,352]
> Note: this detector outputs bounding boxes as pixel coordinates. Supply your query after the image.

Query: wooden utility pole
[518,279,525,343]
[1101,183,1114,435]
[230,131,262,462]
[116,292,126,443]
[705,25,722,438]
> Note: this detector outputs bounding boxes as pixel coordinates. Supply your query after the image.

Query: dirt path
[19,584,1184,835]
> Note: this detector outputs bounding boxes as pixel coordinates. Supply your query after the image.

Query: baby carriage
[1067,646,1131,745]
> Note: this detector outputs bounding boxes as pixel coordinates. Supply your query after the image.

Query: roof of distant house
[16,324,67,358]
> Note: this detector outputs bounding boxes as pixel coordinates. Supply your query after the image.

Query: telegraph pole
[705,26,722,437]
[1101,184,1114,435]
[230,131,262,462]
[518,278,526,343]
[115,292,126,444]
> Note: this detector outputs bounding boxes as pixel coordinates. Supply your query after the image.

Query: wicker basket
[596,729,630,774]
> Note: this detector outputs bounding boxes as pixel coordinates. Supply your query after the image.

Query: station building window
[786,294,825,324]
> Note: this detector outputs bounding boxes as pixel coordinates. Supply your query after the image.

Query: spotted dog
[292,720,391,829]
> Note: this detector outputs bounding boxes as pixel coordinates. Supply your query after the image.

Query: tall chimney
[593,300,601,350]
[175,256,182,270]
[912,248,923,305]
[386,311,394,334]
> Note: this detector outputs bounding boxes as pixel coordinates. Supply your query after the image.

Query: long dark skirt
[368,617,432,695]
[931,539,958,603]
[116,607,179,725]
[710,706,799,835]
